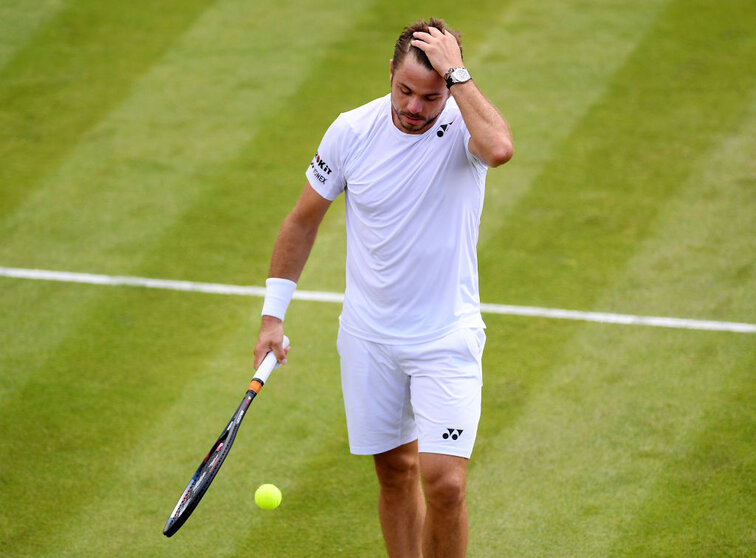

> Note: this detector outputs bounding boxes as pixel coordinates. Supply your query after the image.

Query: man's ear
[389,59,394,81]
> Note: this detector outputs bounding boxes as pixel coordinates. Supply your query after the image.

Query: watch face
[452,68,470,82]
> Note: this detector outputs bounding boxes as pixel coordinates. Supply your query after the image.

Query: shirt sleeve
[305,115,350,201]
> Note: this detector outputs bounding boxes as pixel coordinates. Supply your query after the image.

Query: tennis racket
[163,336,290,537]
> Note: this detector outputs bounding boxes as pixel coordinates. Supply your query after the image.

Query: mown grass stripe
[0,0,376,552]
[0,0,67,70]
[607,358,756,555]
[0,0,214,218]
[474,0,670,238]
[0,0,370,282]
[1,266,754,333]
[28,302,354,558]
[584,67,756,558]
[589,93,756,330]
[471,319,755,556]
[0,1,380,554]
[478,0,756,312]
[0,288,264,556]
[469,1,755,554]
[0,0,372,406]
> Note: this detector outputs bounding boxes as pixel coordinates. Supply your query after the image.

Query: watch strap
[444,67,471,89]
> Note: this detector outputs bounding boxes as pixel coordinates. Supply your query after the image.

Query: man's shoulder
[337,94,389,130]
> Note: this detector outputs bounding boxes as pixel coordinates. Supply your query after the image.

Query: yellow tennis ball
[255,484,282,510]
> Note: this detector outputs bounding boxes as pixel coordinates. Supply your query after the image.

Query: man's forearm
[255,187,327,365]
[268,213,319,282]
[409,27,513,168]
[267,181,331,282]
[450,80,513,167]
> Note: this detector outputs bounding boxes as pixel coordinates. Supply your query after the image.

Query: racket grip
[254,335,290,385]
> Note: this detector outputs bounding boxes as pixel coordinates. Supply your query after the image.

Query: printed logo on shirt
[436,121,454,138]
[309,152,333,184]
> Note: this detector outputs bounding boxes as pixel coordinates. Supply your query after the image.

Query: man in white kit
[254,18,512,558]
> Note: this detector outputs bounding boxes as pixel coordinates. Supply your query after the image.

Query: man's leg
[397,327,483,557]
[419,452,469,558]
[373,441,426,558]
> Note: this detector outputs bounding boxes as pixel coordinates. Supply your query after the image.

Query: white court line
[1,266,754,333]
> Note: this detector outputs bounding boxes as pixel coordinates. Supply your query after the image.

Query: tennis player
[254,18,512,558]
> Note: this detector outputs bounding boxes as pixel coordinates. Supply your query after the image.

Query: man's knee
[374,442,421,491]
[420,454,468,509]
[426,472,467,509]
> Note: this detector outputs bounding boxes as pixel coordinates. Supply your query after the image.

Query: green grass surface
[1,0,754,556]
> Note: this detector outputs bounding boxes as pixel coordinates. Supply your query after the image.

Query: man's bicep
[289,181,333,229]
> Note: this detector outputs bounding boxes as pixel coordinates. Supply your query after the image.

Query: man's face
[390,55,450,134]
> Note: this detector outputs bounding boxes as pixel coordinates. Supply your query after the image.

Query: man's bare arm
[446,80,513,167]
[411,27,513,167]
[268,182,331,280]
[254,182,331,367]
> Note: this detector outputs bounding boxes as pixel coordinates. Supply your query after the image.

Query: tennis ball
[255,483,282,510]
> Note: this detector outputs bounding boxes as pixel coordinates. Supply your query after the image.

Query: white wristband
[261,277,297,321]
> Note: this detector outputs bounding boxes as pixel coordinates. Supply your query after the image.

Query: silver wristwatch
[444,67,471,89]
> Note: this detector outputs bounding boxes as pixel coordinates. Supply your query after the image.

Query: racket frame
[163,337,288,537]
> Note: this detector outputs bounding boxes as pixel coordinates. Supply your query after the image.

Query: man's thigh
[338,329,417,455]
[403,328,485,459]
[338,327,485,458]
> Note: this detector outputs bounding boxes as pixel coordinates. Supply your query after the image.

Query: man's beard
[390,99,442,133]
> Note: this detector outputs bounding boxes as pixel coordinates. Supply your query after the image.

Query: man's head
[389,18,462,135]
[392,18,462,71]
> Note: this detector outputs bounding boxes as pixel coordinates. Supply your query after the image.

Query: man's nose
[407,97,423,114]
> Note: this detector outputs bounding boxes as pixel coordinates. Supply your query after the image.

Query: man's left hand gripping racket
[163,336,290,537]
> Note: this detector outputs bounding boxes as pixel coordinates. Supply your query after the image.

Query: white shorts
[337,326,485,459]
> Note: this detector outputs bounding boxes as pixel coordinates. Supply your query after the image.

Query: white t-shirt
[305,93,488,344]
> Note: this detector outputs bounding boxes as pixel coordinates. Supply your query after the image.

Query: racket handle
[254,335,290,384]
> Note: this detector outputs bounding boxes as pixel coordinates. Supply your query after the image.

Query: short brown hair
[393,17,462,70]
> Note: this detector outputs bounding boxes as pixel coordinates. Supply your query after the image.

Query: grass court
[1,0,754,556]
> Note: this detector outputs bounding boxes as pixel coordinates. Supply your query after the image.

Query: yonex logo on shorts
[443,428,463,440]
